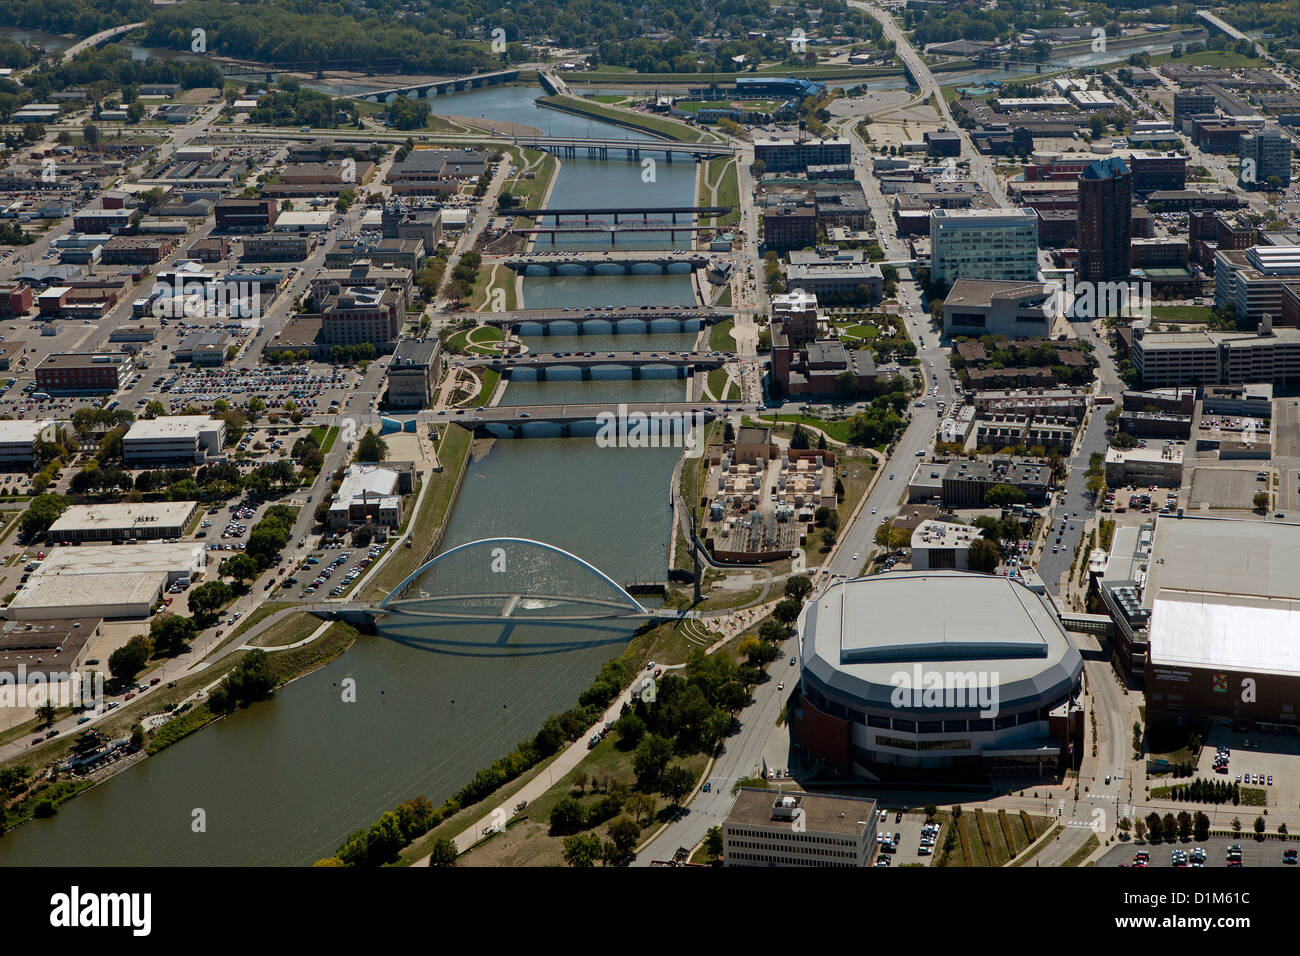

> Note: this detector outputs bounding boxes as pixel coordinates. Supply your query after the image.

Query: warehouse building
[7,542,206,620]
[122,416,226,466]
[46,501,200,544]
[795,571,1083,777]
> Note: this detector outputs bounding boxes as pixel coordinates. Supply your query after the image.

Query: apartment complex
[1078,157,1133,283]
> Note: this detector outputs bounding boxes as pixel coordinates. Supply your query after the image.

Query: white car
[852,553,860,561]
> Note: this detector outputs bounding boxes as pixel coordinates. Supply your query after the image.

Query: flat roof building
[796,571,1083,775]
[122,416,225,466]
[942,279,1053,339]
[723,789,878,867]
[0,419,59,465]
[7,542,205,620]
[46,501,200,544]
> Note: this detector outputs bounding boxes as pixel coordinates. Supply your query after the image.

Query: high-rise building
[1239,130,1292,189]
[929,209,1038,285]
[1172,90,1216,127]
[1077,157,1132,284]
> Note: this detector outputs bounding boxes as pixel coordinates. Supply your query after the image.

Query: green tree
[1253,491,1269,512]
[608,816,641,857]
[562,833,603,867]
[659,765,694,807]
[704,825,724,861]
[188,580,233,623]
[773,598,802,625]
[150,614,198,656]
[983,483,1026,507]
[220,553,260,584]
[967,537,1000,573]
[356,429,388,462]
[784,574,813,604]
[36,702,55,728]
[633,734,673,792]
[427,837,459,867]
[108,634,152,682]
[20,494,69,542]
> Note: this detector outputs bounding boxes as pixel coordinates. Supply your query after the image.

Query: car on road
[702,781,711,792]
[777,682,784,691]
[790,656,797,666]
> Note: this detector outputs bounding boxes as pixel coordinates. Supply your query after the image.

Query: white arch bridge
[314,538,694,626]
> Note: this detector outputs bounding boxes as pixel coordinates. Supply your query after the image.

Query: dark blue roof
[1081,156,1130,179]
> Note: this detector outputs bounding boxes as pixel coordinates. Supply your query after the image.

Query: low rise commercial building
[1104,443,1184,487]
[0,420,58,466]
[910,520,977,571]
[386,339,442,409]
[328,463,415,530]
[942,279,1052,339]
[47,501,200,544]
[723,790,877,867]
[34,353,133,395]
[122,416,225,466]
[7,542,206,620]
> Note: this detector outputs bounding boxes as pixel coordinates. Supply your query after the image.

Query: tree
[632,734,673,792]
[983,483,1026,507]
[20,494,69,542]
[704,825,724,862]
[608,816,641,857]
[1254,816,1267,837]
[625,792,656,826]
[613,712,646,747]
[220,553,260,584]
[1134,818,1147,843]
[1145,811,1163,844]
[562,833,603,867]
[784,574,813,604]
[36,702,55,728]
[144,400,166,419]
[1193,811,1210,843]
[790,424,811,451]
[1177,811,1192,842]
[188,580,233,623]
[356,429,388,462]
[108,635,152,682]
[151,614,198,656]
[427,837,459,867]
[967,537,1000,573]
[773,598,802,625]
[1253,491,1269,512]
[83,123,101,146]
[659,765,694,807]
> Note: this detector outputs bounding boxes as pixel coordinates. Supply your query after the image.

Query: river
[0,85,698,866]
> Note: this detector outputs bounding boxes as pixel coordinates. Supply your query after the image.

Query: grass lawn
[446,324,506,354]
[362,425,472,600]
[709,318,735,351]
[249,612,322,648]
[1062,832,1100,866]
[938,809,1053,866]
[466,367,499,407]
[1147,49,1263,69]
[536,94,703,142]
[839,323,880,343]
[1151,305,1211,322]
[309,425,340,454]
[755,412,853,444]
[706,367,730,400]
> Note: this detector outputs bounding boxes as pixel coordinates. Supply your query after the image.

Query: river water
[0,85,697,866]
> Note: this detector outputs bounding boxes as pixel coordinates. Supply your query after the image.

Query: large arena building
[795,571,1083,778]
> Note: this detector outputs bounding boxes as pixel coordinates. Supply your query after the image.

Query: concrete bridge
[354,69,522,102]
[510,135,734,160]
[456,349,729,379]
[434,399,750,432]
[468,306,726,333]
[507,205,730,223]
[502,252,710,275]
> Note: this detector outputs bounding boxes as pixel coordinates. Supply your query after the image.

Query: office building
[1078,157,1132,283]
[754,138,852,174]
[1239,130,1291,189]
[723,790,877,867]
[0,420,59,466]
[941,279,1053,339]
[930,209,1039,286]
[122,416,226,466]
[386,340,442,409]
[34,353,133,395]
[1131,315,1300,387]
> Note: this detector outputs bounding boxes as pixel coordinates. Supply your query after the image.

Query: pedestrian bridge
[319,538,693,625]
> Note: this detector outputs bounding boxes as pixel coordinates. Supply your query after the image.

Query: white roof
[1149,592,1300,677]
[0,420,55,445]
[48,501,198,534]
[34,541,205,576]
[124,415,221,441]
[8,571,164,616]
[332,465,399,508]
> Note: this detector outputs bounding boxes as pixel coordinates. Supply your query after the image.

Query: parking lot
[283,539,390,601]
[1100,835,1294,868]
[1195,728,1300,809]
[875,810,939,867]
[1188,466,1260,511]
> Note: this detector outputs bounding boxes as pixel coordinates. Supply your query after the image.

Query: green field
[536,95,703,142]
[1147,49,1264,69]
[446,325,506,354]
[709,318,735,351]
[1151,305,1211,322]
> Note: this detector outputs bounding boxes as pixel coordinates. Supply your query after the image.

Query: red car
[124,693,136,700]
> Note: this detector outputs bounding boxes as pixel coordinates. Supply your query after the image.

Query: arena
[795,571,1084,778]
